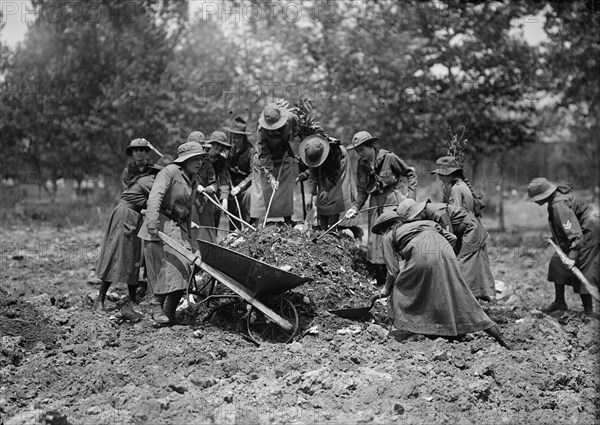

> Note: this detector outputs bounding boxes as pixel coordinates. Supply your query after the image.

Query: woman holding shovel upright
[526,177,599,317]
[298,134,362,240]
[371,211,510,348]
[138,142,203,326]
[94,155,173,315]
[256,102,298,226]
[344,131,417,286]
[203,131,232,229]
[396,198,496,302]
[226,116,255,229]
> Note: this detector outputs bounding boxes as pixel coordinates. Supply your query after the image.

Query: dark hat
[258,103,290,130]
[430,156,462,175]
[150,154,174,171]
[173,142,206,164]
[346,131,379,150]
[224,116,252,135]
[371,210,402,235]
[299,135,330,168]
[187,131,205,144]
[526,177,557,202]
[125,138,151,156]
[206,131,232,148]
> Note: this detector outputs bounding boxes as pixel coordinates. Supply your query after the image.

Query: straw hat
[150,154,174,171]
[206,131,232,148]
[187,131,205,144]
[299,135,330,168]
[430,156,462,175]
[125,138,151,156]
[173,142,206,164]
[371,211,402,235]
[258,103,290,130]
[224,116,252,135]
[346,131,379,150]
[526,177,557,202]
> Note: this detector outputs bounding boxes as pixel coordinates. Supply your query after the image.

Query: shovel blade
[329,305,372,319]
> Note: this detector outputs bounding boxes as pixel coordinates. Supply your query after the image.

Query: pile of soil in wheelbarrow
[220,225,383,327]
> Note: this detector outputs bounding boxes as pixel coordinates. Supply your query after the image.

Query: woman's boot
[485,325,511,349]
[163,290,184,325]
[151,294,169,325]
[93,281,112,315]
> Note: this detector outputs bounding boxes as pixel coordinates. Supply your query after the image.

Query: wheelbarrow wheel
[246,296,298,344]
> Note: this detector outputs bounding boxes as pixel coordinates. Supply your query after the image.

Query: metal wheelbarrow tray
[158,232,312,343]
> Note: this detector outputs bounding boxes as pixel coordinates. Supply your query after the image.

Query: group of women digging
[94,102,599,348]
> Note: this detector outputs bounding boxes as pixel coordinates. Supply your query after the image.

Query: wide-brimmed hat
[430,156,462,175]
[224,116,252,135]
[150,154,174,171]
[346,131,379,150]
[299,135,330,168]
[173,142,206,164]
[396,198,429,222]
[187,131,205,144]
[526,177,557,202]
[258,103,290,130]
[125,138,151,156]
[206,131,232,148]
[371,211,402,235]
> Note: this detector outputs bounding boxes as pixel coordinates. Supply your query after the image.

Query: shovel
[329,293,383,319]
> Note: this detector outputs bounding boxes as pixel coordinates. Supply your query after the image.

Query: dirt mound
[0,287,63,367]
[220,226,382,323]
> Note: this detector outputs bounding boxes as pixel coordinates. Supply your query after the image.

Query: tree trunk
[498,154,506,232]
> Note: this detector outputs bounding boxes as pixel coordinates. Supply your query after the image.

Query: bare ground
[0,224,598,425]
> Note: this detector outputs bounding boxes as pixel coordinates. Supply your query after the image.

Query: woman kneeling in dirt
[526,177,599,317]
[139,142,203,325]
[370,211,510,348]
[395,198,496,302]
[94,155,173,315]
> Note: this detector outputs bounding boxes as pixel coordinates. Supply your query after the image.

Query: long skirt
[96,203,141,286]
[367,189,404,264]
[260,158,297,218]
[548,243,600,295]
[144,220,193,295]
[457,245,496,299]
[390,230,495,336]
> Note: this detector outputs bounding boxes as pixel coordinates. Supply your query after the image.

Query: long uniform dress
[443,178,476,216]
[354,149,417,264]
[138,164,198,295]
[420,202,496,299]
[547,185,600,294]
[307,144,357,225]
[96,175,155,286]
[191,159,218,244]
[382,220,495,336]
[122,161,151,190]
[256,115,298,219]
[228,142,254,227]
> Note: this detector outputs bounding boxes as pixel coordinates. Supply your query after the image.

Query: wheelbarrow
[158,232,312,344]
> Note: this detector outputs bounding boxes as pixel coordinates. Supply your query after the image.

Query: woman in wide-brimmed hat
[369,212,510,348]
[94,154,173,315]
[138,142,204,325]
[344,130,418,285]
[526,177,599,317]
[255,102,298,226]
[225,116,255,229]
[396,198,496,302]
[298,135,363,240]
[122,138,153,190]
[430,156,484,218]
